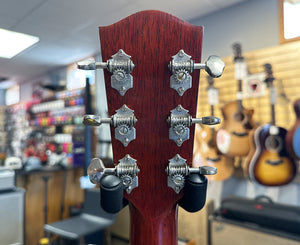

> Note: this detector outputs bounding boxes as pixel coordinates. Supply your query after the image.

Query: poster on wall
[243,72,266,98]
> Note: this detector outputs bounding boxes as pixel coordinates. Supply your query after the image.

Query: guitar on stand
[249,63,298,186]
[78,11,225,245]
[216,43,255,157]
[193,76,234,181]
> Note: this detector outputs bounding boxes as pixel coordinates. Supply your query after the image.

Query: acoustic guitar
[193,76,234,181]
[216,43,255,157]
[286,98,300,160]
[249,63,298,186]
[78,10,224,245]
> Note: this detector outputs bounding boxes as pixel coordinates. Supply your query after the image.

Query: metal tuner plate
[77,49,135,96]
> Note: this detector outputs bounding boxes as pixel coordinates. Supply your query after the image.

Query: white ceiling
[0,0,246,85]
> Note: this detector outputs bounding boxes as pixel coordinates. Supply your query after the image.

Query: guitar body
[242,129,256,177]
[286,99,300,160]
[194,125,234,181]
[249,124,298,186]
[216,101,255,157]
[99,11,203,245]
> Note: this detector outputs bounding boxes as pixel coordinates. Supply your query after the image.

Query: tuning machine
[168,49,225,96]
[167,105,221,146]
[87,154,140,194]
[165,154,216,194]
[77,49,135,96]
[83,105,137,147]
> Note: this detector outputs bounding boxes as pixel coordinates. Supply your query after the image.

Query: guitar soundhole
[266,135,282,152]
[234,112,245,122]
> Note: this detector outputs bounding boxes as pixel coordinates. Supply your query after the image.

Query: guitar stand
[100,175,127,213]
[100,172,208,214]
[179,174,208,213]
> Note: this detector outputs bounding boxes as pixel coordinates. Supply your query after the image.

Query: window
[279,0,300,43]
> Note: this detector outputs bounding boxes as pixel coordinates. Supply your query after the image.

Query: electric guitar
[249,63,298,186]
[193,76,234,181]
[78,10,224,245]
[286,98,300,160]
[216,43,255,157]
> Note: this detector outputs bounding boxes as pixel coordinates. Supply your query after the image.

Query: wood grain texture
[99,10,203,245]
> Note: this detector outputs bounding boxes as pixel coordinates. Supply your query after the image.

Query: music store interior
[1,0,300,245]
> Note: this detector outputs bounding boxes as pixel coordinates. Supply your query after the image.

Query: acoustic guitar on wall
[78,10,224,245]
[249,63,298,186]
[286,98,300,160]
[216,43,255,157]
[193,76,234,181]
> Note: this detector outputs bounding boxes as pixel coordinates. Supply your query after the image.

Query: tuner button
[77,59,97,70]
[205,55,225,78]
[87,158,106,184]
[191,116,221,125]
[199,166,217,175]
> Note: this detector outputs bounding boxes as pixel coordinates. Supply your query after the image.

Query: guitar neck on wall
[248,63,298,186]
[216,43,255,157]
[78,10,225,245]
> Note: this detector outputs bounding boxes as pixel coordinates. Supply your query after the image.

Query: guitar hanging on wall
[286,98,300,160]
[193,76,234,181]
[248,63,298,186]
[78,11,224,245]
[216,43,255,157]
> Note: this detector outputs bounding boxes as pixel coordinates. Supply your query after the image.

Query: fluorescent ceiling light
[0,28,39,59]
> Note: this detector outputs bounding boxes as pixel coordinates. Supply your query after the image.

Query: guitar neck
[99,11,203,245]
[271,104,276,126]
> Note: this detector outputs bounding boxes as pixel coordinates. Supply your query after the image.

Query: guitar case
[220,195,300,235]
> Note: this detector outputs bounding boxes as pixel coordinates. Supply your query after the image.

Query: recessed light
[0,28,39,59]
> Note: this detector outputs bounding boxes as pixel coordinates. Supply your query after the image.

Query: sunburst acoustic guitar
[249,63,298,186]
[193,76,234,181]
[216,43,255,157]
[78,10,225,245]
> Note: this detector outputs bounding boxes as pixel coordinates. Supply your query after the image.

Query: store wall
[191,0,279,59]
[191,0,300,208]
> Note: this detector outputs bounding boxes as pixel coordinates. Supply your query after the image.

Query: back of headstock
[79,10,224,245]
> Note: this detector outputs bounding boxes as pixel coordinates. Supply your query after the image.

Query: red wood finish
[99,11,203,245]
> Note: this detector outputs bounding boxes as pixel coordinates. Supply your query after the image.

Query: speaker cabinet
[0,188,25,244]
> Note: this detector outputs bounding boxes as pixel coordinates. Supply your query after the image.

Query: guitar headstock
[207,75,215,89]
[232,42,244,62]
[79,10,223,245]
[264,63,275,87]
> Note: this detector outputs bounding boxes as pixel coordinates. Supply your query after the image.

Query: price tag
[208,88,219,105]
[269,87,277,105]
[235,61,247,80]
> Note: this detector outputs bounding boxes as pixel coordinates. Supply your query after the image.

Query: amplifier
[0,167,15,191]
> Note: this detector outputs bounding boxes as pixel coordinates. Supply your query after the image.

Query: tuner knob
[166,154,216,194]
[167,105,221,146]
[88,155,140,194]
[77,49,135,96]
[83,104,137,147]
[169,50,225,96]
[194,55,225,78]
